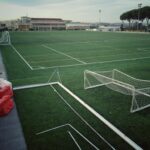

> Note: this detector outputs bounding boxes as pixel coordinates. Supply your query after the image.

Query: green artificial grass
[0,31,150,150]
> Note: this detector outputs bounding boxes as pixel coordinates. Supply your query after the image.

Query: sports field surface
[0,31,150,150]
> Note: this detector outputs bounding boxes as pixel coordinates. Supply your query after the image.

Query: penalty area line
[32,56,150,71]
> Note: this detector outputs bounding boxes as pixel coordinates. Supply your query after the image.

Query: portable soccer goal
[84,69,150,113]
[0,31,11,45]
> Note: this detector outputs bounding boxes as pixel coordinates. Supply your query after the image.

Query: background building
[0,16,122,32]
[0,20,18,31]
[19,16,66,31]
[66,22,91,30]
[99,25,120,32]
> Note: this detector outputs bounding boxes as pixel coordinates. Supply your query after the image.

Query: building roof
[31,18,63,21]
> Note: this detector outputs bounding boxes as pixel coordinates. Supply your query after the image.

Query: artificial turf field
[0,31,150,150]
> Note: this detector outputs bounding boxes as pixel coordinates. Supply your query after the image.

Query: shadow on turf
[136,108,150,117]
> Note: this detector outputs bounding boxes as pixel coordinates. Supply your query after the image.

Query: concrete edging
[0,49,27,150]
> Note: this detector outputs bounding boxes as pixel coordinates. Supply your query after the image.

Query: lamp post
[137,3,142,30]
[99,9,101,26]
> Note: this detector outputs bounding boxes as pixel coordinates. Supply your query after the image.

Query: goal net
[0,31,11,45]
[84,69,150,113]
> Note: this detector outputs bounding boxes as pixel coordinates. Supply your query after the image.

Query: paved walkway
[0,50,27,150]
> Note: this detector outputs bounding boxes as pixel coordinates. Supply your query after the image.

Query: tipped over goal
[0,31,11,45]
[84,69,150,113]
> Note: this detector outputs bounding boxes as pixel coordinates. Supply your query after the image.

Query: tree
[120,11,132,29]
[120,6,150,31]
[141,6,150,29]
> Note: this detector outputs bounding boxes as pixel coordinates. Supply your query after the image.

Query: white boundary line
[13,82,143,150]
[49,84,115,149]
[32,56,150,70]
[13,82,57,90]
[14,82,114,149]
[42,44,86,64]
[10,44,150,71]
[67,131,82,150]
[10,44,33,70]
[68,124,99,150]
[58,82,143,150]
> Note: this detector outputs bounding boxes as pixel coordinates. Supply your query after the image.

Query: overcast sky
[0,0,149,23]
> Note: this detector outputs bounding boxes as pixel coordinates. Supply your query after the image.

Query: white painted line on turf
[32,65,48,69]
[36,123,67,135]
[31,50,150,68]
[10,44,33,70]
[14,79,114,149]
[42,44,86,64]
[32,56,150,70]
[49,84,115,149]
[69,124,99,150]
[57,82,143,150]
[67,131,82,150]
[14,82,143,150]
[13,82,58,90]
[36,123,99,150]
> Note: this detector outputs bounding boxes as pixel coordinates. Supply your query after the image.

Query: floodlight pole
[99,9,101,26]
[137,3,142,30]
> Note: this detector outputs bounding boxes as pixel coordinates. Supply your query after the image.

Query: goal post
[0,31,11,45]
[84,69,150,113]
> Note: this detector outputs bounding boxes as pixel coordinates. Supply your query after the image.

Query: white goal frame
[84,69,150,113]
[13,81,142,150]
[0,31,11,45]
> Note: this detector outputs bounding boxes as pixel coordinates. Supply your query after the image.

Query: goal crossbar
[85,72,150,97]
[13,81,142,150]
